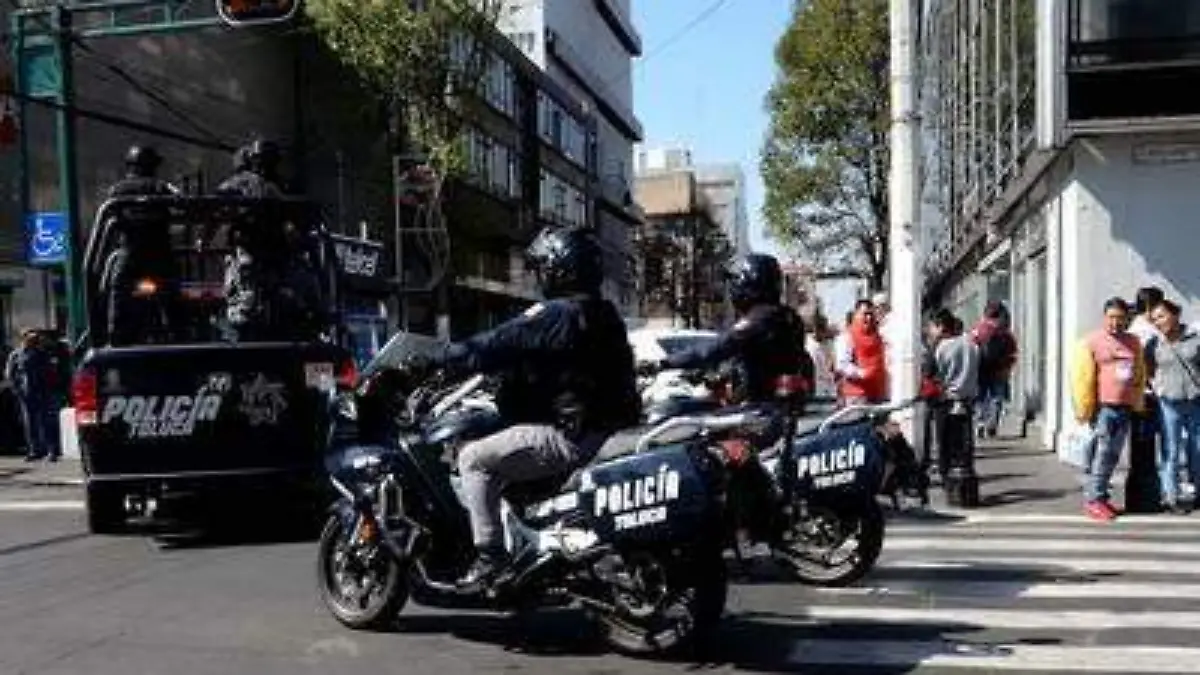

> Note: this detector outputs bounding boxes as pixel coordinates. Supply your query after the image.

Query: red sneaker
[1085,500,1117,521]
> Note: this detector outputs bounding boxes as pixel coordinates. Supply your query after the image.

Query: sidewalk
[0,456,85,487]
[932,432,1083,514]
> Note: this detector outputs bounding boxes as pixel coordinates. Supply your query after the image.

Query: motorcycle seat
[793,416,870,440]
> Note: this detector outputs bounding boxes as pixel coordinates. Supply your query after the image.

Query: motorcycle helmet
[524,226,604,298]
[245,138,281,175]
[727,253,783,311]
[124,144,163,177]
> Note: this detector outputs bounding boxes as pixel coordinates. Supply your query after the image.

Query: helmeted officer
[217,138,284,198]
[641,253,813,405]
[399,226,641,591]
[100,145,179,345]
[107,144,180,197]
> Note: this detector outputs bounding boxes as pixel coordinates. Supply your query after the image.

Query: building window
[536,91,589,169]
[465,128,520,200]
[506,31,537,58]
[539,169,587,227]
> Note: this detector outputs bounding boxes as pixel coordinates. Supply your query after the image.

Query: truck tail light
[336,357,358,390]
[72,366,99,426]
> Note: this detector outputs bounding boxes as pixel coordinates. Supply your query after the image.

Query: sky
[631,0,793,258]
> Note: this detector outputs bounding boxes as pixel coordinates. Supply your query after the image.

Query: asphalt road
[6,451,1200,673]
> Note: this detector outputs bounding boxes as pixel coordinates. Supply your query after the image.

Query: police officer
[398,226,641,591]
[641,253,812,405]
[100,145,179,345]
[217,138,284,198]
[107,144,180,197]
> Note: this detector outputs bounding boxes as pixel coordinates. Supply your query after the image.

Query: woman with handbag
[1146,299,1200,514]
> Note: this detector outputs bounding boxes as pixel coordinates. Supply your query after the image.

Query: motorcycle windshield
[360,330,456,378]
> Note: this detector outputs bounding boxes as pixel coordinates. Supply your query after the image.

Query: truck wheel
[86,483,128,535]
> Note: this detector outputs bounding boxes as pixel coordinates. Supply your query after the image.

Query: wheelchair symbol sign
[25,212,67,265]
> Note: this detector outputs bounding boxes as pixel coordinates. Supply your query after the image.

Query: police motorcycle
[640,367,922,587]
[316,334,763,655]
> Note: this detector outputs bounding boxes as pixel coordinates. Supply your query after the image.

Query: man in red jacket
[834,299,889,405]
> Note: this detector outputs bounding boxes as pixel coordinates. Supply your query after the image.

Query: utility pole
[887,0,922,438]
[53,6,84,345]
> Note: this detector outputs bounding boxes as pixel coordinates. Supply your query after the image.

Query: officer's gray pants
[458,424,590,551]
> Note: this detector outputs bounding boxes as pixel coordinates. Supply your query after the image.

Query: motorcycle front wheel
[317,514,410,630]
[775,498,885,587]
[593,544,727,656]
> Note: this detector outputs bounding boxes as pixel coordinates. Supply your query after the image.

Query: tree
[636,215,733,328]
[305,0,505,176]
[761,0,890,290]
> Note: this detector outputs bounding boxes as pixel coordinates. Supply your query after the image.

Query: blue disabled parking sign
[26,212,67,266]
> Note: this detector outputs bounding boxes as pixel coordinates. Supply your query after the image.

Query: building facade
[919,0,1200,452]
[498,0,645,309]
[633,168,730,328]
[637,146,752,258]
[1,2,616,347]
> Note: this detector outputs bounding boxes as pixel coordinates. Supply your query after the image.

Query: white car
[628,327,722,407]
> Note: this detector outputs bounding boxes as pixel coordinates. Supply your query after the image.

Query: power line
[2,0,234,148]
[6,86,235,151]
[640,0,734,64]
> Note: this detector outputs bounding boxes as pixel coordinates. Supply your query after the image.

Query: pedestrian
[1144,299,1200,514]
[1071,297,1148,521]
[971,300,1018,438]
[5,329,54,461]
[926,308,981,479]
[834,299,888,406]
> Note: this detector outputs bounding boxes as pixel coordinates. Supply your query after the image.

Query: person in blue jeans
[1072,298,1148,520]
[1145,299,1200,514]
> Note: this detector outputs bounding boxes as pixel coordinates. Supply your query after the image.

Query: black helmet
[124,144,162,177]
[726,253,783,311]
[524,226,604,298]
[245,138,281,173]
[232,145,251,172]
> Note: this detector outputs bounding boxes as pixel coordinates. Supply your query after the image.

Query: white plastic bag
[1061,422,1097,471]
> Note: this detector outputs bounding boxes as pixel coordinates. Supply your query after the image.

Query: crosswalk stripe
[887,536,1200,555]
[0,500,84,512]
[884,557,1200,576]
[888,525,1200,539]
[925,512,1200,526]
[815,581,1200,599]
[781,640,1200,673]
[792,605,1200,630]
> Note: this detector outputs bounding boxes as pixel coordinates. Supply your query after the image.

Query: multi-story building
[633,167,729,328]
[918,0,1200,452]
[1,2,610,345]
[498,0,645,309]
[637,145,751,258]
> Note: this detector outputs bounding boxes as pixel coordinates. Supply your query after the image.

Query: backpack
[979,331,1013,377]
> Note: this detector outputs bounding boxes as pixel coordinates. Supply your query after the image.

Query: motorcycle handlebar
[815,397,923,436]
[635,409,765,454]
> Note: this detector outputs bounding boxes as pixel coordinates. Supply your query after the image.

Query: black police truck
[73,195,356,534]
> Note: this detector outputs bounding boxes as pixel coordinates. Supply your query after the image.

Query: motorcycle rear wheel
[776,498,885,587]
[594,545,727,656]
[317,514,410,630]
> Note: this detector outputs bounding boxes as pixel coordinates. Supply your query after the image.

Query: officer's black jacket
[664,303,812,403]
[432,295,641,440]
